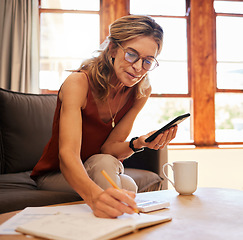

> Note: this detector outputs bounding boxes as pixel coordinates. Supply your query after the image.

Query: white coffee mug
[162,161,198,195]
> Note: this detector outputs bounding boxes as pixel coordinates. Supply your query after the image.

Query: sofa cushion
[0,88,57,174]
[0,171,37,190]
[0,189,82,214]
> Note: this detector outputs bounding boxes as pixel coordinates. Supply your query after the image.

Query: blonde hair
[79,15,163,101]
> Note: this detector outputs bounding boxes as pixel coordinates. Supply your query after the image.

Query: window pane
[216,17,243,62]
[128,98,192,143]
[149,61,188,94]
[149,17,188,94]
[40,13,100,90]
[214,1,243,14]
[215,93,243,142]
[217,63,243,89]
[216,16,243,90]
[41,0,100,11]
[130,0,186,16]
[156,18,187,61]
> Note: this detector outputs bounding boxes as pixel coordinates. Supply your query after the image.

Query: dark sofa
[0,88,167,214]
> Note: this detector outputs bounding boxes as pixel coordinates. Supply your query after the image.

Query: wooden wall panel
[190,0,216,146]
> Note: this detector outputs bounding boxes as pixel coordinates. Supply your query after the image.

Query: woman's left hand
[142,125,178,150]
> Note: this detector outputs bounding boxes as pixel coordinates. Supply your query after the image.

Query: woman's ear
[109,42,118,58]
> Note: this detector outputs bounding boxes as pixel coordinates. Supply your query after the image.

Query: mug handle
[162,163,175,187]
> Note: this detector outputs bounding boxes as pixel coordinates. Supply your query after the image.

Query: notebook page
[16,212,171,240]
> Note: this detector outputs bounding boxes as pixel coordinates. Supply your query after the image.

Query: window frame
[179,0,243,146]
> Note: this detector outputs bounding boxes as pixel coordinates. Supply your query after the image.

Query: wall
[165,148,243,191]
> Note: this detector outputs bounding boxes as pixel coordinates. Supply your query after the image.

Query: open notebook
[16,211,171,240]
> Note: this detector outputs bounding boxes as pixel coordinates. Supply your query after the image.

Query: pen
[101,170,140,215]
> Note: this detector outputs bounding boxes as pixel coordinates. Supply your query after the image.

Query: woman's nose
[132,59,143,72]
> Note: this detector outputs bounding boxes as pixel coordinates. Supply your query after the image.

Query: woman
[31,15,177,218]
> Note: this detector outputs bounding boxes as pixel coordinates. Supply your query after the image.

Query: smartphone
[145,113,190,142]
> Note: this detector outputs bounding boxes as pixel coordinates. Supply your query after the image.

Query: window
[129,0,192,143]
[214,1,243,143]
[39,0,100,90]
[130,0,243,146]
[38,0,243,146]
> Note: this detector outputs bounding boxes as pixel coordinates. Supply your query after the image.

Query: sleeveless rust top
[31,73,135,178]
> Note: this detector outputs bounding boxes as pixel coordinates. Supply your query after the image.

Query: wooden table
[1,187,243,240]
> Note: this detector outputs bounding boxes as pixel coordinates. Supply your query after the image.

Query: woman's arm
[101,87,177,160]
[58,72,137,218]
[58,72,99,205]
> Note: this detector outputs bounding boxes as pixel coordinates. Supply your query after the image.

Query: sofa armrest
[123,147,168,177]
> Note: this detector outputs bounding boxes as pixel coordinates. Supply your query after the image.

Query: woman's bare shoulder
[59,71,90,107]
[63,71,89,87]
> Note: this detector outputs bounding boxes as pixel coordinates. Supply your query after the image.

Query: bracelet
[129,137,144,153]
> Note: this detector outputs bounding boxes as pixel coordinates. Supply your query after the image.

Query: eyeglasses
[117,43,159,71]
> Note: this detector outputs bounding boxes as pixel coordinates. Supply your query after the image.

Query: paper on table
[0,204,91,235]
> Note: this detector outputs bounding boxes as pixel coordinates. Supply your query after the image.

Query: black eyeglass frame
[117,43,159,71]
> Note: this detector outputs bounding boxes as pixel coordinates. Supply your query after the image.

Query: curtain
[0,0,39,93]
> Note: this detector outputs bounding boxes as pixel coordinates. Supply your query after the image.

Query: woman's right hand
[91,188,138,218]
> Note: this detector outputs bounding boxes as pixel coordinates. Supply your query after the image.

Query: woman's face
[111,36,159,87]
